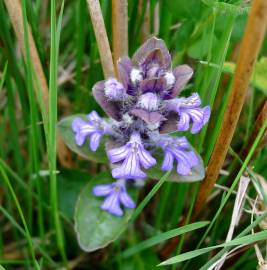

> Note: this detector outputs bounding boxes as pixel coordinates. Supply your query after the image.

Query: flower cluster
[72,37,210,216]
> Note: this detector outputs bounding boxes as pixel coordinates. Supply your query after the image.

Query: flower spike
[69,37,211,216]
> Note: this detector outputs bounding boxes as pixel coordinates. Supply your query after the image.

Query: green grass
[0,0,266,269]
[48,0,66,264]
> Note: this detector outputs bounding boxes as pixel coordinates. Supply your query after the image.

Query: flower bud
[147,65,160,78]
[130,68,143,85]
[164,72,175,86]
[137,92,160,111]
[104,78,125,100]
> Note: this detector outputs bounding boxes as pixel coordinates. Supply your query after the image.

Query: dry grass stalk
[139,0,150,42]
[153,2,160,36]
[87,0,115,78]
[4,0,73,167]
[213,176,250,270]
[4,0,49,110]
[192,0,267,218]
[39,0,49,34]
[112,0,128,74]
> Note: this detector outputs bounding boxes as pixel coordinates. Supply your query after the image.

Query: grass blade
[129,171,170,223]
[0,164,39,269]
[159,230,267,266]
[0,62,8,90]
[48,0,67,265]
[122,221,209,258]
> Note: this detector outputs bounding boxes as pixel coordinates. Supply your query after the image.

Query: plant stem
[112,0,128,75]
[87,0,115,78]
[48,0,68,266]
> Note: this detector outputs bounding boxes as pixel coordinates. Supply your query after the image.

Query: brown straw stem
[4,0,72,167]
[192,0,267,219]
[139,0,150,42]
[4,0,49,110]
[87,0,115,78]
[112,0,128,74]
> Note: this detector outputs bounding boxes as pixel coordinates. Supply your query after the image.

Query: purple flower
[104,78,125,101]
[107,133,156,179]
[166,93,210,134]
[72,111,105,151]
[160,137,199,175]
[92,179,135,216]
[137,92,160,111]
[130,68,143,85]
[68,37,211,216]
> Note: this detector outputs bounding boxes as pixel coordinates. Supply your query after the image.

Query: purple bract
[72,37,211,216]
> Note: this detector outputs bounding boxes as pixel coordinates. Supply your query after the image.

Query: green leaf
[121,249,160,270]
[74,172,139,252]
[175,21,195,52]
[201,58,267,95]
[147,149,205,183]
[57,115,108,163]
[122,221,210,257]
[188,34,218,60]
[202,0,250,16]
[159,230,267,266]
[58,169,89,219]
[165,0,204,20]
[215,13,247,42]
[223,58,267,95]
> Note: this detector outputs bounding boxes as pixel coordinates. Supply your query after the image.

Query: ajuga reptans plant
[69,37,210,216]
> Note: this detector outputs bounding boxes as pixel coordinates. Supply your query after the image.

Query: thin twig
[87,0,115,78]
[112,0,128,75]
[4,0,73,167]
[192,0,267,218]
